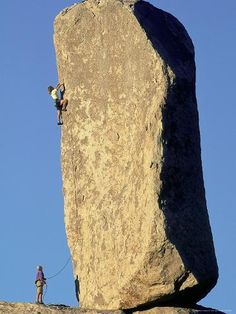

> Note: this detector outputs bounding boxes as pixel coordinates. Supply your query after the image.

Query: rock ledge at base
[0,302,225,314]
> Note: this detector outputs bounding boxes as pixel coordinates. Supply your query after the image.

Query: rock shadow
[133,1,218,305]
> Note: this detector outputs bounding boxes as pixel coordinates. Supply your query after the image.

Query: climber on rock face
[35,265,47,305]
[48,83,68,125]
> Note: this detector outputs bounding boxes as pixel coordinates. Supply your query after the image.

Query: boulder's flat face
[54,0,218,310]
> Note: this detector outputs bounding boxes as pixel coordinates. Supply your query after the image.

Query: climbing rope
[43,255,72,300]
[46,255,72,280]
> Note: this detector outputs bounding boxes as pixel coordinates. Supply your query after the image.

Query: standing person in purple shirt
[35,265,47,304]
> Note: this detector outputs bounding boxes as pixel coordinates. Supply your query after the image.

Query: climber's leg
[36,284,43,304]
[57,109,63,125]
[61,99,68,111]
[39,291,43,304]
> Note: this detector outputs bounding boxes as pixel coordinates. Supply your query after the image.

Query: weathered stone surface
[54,0,218,310]
[0,302,123,314]
[132,306,225,314]
[0,302,225,314]
[0,302,75,314]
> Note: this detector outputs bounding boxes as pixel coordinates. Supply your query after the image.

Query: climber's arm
[56,82,64,90]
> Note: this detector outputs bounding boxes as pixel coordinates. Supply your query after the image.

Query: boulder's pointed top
[56,0,141,20]
[86,0,141,5]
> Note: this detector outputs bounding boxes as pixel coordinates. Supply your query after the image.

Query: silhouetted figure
[75,275,80,304]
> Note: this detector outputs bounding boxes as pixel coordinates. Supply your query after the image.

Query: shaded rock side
[54,0,218,310]
[0,302,225,314]
[132,306,226,314]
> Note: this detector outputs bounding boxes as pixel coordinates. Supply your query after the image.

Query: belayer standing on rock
[48,83,68,125]
[35,265,47,304]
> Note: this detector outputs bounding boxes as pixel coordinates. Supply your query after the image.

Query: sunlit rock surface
[0,302,225,314]
[54,0,218,310]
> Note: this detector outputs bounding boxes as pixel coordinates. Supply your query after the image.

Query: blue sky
[0,0,235,312]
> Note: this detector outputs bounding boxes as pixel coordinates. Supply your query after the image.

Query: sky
[0,0,235,312]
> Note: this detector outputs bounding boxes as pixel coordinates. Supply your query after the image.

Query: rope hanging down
[46,239,80,280]
[43,255,72,299]
[47,256,72,280]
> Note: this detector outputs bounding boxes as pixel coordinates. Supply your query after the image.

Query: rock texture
[133,307,226,314]
[54,0,218,310]
[0,303,76,314]
[0,302,225,314]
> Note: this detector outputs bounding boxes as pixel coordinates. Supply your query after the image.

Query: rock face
[0,303,77,314]
[0,302,122,314]
[54,0,218,310]
[0,302,225,314]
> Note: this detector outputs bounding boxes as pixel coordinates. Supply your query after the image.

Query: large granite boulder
[54,0,218,310]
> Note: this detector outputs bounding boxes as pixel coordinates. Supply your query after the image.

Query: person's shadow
[75,275,80,305]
